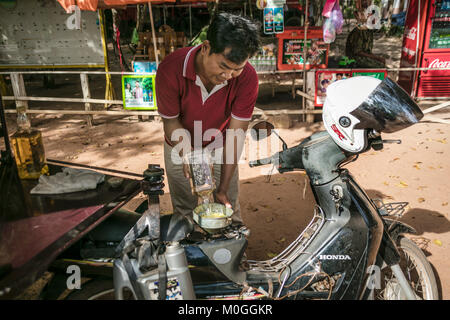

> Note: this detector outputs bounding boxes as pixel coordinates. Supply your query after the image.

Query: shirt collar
[182,45,201,81]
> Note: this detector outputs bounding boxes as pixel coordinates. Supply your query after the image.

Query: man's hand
[216,189,232,209]
[183,163,190,179]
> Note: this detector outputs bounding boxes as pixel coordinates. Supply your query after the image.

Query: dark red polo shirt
[155,45,258,147]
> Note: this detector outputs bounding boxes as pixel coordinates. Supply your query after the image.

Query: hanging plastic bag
[322,0,344,43]
[323,17,336,43]
[322,0,337,18]
[330,3,344,34]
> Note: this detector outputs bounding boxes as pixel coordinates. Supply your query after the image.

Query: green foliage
[189,26,208,47]
[343,6,355,19]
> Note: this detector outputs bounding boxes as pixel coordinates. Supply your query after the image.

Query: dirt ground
[2,29,449,299]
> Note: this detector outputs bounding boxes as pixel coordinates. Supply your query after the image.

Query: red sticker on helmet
[331,124,346,141]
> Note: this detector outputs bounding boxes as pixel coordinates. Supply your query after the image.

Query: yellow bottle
[10,110,49,179]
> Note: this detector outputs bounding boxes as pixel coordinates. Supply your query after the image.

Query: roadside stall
[0,0,328,122]
[248,0,389,116]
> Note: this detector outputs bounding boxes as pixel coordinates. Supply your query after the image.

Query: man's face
[201,42,248,85]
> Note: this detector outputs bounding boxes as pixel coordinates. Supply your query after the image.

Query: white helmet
[323,76,423,153]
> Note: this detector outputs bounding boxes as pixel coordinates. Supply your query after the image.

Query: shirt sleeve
[155,63,180,119]
[231,64,259,121]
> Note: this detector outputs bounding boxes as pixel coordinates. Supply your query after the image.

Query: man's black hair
[207,12,260,64]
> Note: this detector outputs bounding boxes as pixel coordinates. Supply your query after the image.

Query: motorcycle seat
[86,209,194,243]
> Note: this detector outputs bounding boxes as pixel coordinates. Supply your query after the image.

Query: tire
[376,236,439,300]
[65,278,134,300]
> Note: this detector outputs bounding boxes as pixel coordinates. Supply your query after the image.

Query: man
[155,13,260,224]
[345,0,386,68]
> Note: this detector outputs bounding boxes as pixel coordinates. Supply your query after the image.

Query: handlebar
[371,139,402,145]
[248,156,274,167]
[382,139,402,144]
[248,131,403,176]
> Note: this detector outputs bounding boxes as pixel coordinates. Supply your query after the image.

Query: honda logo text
[319,255,351,260]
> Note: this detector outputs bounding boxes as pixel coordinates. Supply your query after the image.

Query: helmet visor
[351,78,423,133]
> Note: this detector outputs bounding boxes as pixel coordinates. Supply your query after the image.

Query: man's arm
[162,117,184,145]
[215,117,249,207]
[162,117,192,177]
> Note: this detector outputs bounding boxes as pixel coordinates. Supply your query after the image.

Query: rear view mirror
[250,121,275,141]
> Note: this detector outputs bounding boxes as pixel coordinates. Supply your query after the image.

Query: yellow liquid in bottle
[11,129,49,179]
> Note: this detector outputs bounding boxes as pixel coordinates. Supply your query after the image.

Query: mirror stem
[273,131,288,150]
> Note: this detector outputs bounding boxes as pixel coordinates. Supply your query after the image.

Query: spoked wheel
[65,279,135,300]
[376,236,439,300]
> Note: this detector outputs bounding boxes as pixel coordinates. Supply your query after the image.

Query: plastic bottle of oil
[10,109,49,179]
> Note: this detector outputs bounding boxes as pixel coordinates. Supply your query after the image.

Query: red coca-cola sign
[428,58,450,69]
[406,27,417,41]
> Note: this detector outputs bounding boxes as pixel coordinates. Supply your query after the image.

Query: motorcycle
[42,123,438,301]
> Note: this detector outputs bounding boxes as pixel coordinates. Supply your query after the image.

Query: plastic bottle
[164,242,196,299]
[10,109,49,179]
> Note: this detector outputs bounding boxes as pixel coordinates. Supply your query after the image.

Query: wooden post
[99,9,115,109]
[0,75,14,107]
[10,73,28,113]
[302,0,309,122]
[80,74,93,127]
[189,5,193,39]
[291,73,296,99]
[148,2,160,67]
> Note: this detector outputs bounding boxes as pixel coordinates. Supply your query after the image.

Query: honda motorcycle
[41,77,439,300]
